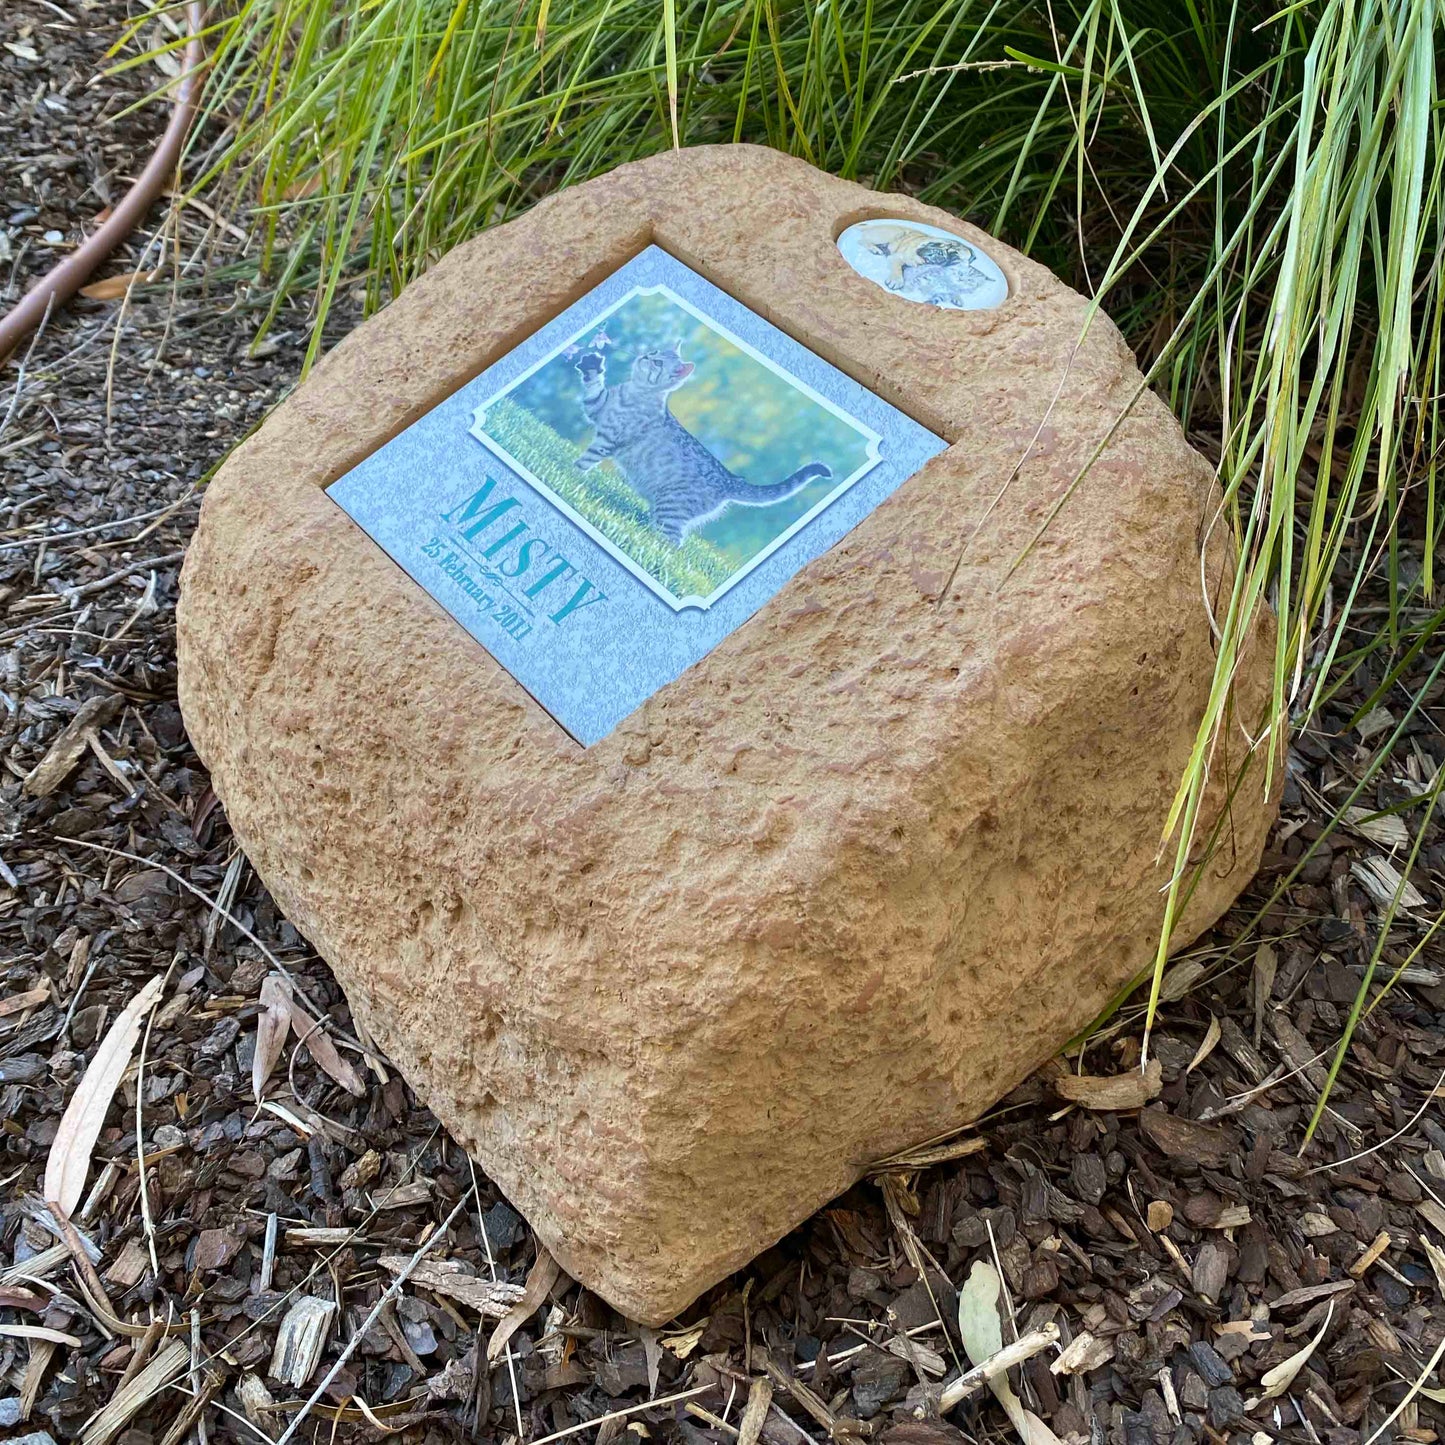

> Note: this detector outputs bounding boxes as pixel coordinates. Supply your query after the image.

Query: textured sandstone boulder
[177,145,1277,1324]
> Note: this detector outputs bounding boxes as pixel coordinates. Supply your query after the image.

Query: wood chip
[1343,806,1409,849]
[1351,856,1427,911]
[1192,1241,1232,1302]
[269,1295,337,1389]
[378,1256,526,1319]
[22,695,122,797]
[1348,1230,1391,1277]
[81,1338,189,1445]
[737,1376,772,1445]
[1137,1109,1237,1169]
[1050,1331,1114,1376]
[103,1239,151,1289]
[1268,1279,1355,1312]
[283,1228,353,1248]
[0,986,49,1018]
[373,1181,431,1209]
[1055,1059,1162,1111]
[236,1373,277,1428]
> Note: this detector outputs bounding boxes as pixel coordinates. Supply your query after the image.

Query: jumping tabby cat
[574,341,830,544]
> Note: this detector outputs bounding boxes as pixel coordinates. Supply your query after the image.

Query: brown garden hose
[0,2,206,365]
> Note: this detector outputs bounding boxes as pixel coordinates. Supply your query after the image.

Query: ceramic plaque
[328,244,944,744]
[837,218,1009,310]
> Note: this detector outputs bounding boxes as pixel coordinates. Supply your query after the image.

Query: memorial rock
[177,144,1278,1324]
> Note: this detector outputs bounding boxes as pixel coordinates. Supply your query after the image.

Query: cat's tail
[725,461,831,506]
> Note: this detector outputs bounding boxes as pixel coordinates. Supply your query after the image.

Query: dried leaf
[1054,1059,1162,1111]
[78,271,152,301]
[45,974,164,1216]
[1419,1233,1445,1294]
[0,1324,83,1345]
[487,1243,562,1361]
[1022,1410,1065,1445]
[639,1325,662,1397]
[1256,1300,1334,1401]
[1188,1014,1222,1074]
[252,974,292,1102]
[269,1295,337,1388]
[958,1261,1029,1442]
[288,998,366,1097]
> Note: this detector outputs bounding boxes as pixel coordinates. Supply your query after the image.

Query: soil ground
[2,7,1442,1445]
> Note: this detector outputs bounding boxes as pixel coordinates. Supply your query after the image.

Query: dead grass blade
[45,973,164,1216]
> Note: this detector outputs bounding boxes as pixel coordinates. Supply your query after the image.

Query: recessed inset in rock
[177,145,1278,1326]
[327,244,946,744]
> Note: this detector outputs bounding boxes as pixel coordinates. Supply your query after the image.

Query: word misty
[439,479,609,628]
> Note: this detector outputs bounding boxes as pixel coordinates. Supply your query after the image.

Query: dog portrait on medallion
[471,284,881,610]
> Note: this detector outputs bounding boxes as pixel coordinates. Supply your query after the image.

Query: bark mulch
[2,7,1443,1445]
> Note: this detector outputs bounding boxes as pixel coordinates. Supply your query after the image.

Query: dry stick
[524,1386,715,1445]
[272,1194,468,1445]
[797,1320,939,1374]
[0,492,199,553]
[0,293,56,440]
[932,1323,1062,1414]
[59,551,187,603]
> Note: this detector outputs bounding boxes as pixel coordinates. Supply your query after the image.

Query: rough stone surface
[177,145,1278,1324]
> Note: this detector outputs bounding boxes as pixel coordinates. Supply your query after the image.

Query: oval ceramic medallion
[837,217,1008,311]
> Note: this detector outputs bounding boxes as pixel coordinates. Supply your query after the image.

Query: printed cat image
[866,227,991,307]
[573,341,831,544]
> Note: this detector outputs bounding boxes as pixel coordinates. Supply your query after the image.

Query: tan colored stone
[176,145,1278,1324]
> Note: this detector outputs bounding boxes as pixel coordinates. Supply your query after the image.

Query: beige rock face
[177,145,1277,1325]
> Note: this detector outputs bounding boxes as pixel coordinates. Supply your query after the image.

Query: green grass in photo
[480,396,736,601]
